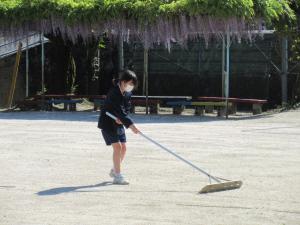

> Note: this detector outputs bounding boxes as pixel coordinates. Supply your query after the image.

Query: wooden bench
[131,99,161,114]
[166,101,232,116]
[132,96,191,114]
[48,99,83,111]
[92,97,161,114]
[196,97,267,115]
[92,95,191,114]
[16,99,50,111]
[34,95,83,111]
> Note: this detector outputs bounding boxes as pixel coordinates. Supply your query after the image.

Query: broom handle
[139,132,220,183]
[105,112,220,183]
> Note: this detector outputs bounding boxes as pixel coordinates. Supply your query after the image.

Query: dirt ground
[0,109,299,225]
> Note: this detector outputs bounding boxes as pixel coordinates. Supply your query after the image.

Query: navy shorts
[101,127,126,146]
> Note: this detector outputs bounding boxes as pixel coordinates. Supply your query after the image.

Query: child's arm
[129,124,139,134]
[106,111,139,134]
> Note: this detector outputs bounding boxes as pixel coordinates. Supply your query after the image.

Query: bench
[92,95,191,114]
[166,101,233,116]
[33,95,84,111]
[16,99,50,111]
[196,97,267,115]
[131,99,161,114]
[131,96,191,114]
[48,99,83,111]
[92,98,161,114]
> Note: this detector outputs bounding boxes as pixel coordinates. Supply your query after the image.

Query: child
[98,70,140,185]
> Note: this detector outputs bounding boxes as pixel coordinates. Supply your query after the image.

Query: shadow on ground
[36,182,114,196]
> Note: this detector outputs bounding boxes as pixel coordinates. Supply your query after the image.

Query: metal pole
[281,37,288,105]
[198,41,201,76]
[118,35,124,71]
[142,50,146,96]
[26,34,29,97]
[222,36,225,98]
[225,32,230,119]
[41,32,45,109]
[143,47,149,115]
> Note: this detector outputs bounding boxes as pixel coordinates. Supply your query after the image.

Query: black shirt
[98,81,133,133]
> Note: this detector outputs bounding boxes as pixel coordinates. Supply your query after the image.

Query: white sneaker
[109,169,116,178]
[113,174,129,185]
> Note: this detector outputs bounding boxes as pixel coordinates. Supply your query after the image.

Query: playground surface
[0,110,299,225]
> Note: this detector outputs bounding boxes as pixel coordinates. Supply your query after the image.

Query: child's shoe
[113,174,129,185]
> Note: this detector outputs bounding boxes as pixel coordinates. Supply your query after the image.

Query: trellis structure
[0,0,294,48]
[0,0,295,112]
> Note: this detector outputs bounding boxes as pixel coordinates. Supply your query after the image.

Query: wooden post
[143,47,149,115]
[281,37,288,105]
[7,42,22,108]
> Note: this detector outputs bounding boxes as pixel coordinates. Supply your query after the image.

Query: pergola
[0,0,294,112]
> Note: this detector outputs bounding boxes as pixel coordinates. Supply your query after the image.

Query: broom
[105,112,242,194]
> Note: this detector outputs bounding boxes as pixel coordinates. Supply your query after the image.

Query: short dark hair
[119,70,138,88]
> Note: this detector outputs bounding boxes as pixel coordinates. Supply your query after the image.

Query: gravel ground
[0,110,299,225]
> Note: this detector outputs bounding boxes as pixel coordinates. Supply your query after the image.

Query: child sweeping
[98,70,140,185]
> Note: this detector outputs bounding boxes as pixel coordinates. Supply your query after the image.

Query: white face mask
[125,84,134,92]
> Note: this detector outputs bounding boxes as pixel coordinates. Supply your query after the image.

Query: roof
[0,33,49,59]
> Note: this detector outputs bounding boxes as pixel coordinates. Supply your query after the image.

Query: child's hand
[116,118,123,125]
[129,124,140,134]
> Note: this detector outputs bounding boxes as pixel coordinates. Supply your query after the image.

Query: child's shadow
[36,181,113,196]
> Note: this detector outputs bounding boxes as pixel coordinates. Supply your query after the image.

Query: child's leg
[112,142,122,174]
[120,142,127,162]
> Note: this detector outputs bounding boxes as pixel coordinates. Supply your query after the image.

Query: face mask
[125,84,134,92]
